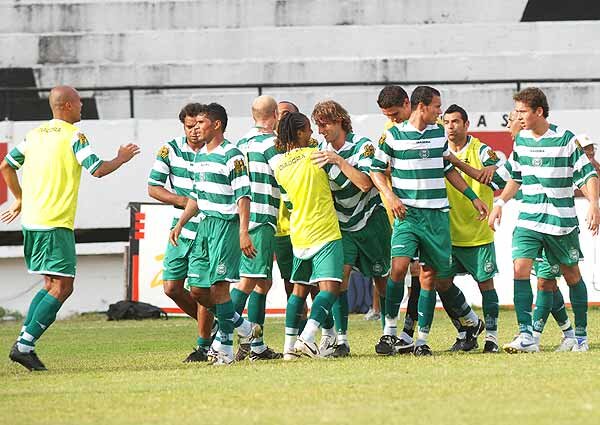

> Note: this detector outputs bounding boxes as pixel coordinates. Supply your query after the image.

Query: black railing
[1,78,600,120]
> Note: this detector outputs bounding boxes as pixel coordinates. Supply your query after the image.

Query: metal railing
[1,78,600,119]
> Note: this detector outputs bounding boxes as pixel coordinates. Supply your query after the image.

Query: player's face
[380,103,409,124]
[443,112,468,143]
[183,115,199,143]
[514,101,541,130]
[193,114,217,143]
[296,120,313,147]
[316,119,341,144]
[278,103,297,121]
[423,95,442,124]
[506,111,522,140]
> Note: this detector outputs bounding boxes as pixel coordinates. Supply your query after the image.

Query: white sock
[521,333,535,343]
[299,319,320,344]
[19,325,26,338]
[17,342,34,353]
[321,327,336,338]
[563,328,575,338]
[337,334,348,346]
[416,328,429,347]
[399,331,413,343]
[211,336,222,352]
[486,330,498,343]
[251,343,267,354]
[384,315,398,336]
[284,332,298,352]
[236,318,252,338]
[461,310,479,327]
[532,331,541,344]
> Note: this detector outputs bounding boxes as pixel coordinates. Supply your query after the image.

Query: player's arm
[169,197,199,246]
[583,176,600,236]
[311,150,373,192]
[148,186,189,208]
[371,170,405,219]
[230,153,256,258]
[488,179,521,231]
[0,159,22,223]
[93,144,140,178]
[445,151,489,183]
[445,168,489,220]
[237,196,257,258]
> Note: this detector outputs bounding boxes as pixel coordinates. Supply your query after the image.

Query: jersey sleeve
[228,150,251,202]
[571,135,597,188]
[443,141,454,175]
[371,131,392,172]
[479,143,504,167]
[356,137,376,174]
[508,142,522,182]
[148,143,172,187]
[4,139,27,170]
[71,132,103,175]
[279,185,293,212]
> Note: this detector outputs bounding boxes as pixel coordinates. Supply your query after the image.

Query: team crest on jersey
[363,144,375,158]
[158,146,169,159]
[217,263,227,275]
[233,158,246,174]
[308,138,319,148]
[78,133,89,146]
[484,261,494,273]
[419,149,430,159]
[487,149,498,161]
[550,264,560,275]
[378,133,386,146]
[569,248,579,261]
[532,158,543,167]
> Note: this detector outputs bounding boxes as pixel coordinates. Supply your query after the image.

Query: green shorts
[533,251,562,279]
[23,227,76,277]
[343,207,391,277]
[239,224,275,279]
[274,235,293,281]
[291,239,344,286]
[451,243,497,283]
[512,227,583,266]
[188,216,240,288]
[162,236,194,281]
[391,207,453,278]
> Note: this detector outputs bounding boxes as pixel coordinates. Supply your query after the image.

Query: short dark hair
[275,112,309,152]
[377,85,409,109]
[199,102,228,132]
[444,104,469,123]
[278,100,299,113]
[178,102,204,123]
[513,87,549,118]
[410,86,441,110]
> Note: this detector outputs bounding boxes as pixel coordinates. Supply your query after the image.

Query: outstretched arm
[0,160,22,223]
[92,144,140,178]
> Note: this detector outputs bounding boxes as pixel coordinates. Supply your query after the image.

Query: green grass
[1,309,599,425]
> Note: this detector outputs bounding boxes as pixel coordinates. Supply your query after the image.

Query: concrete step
[0,0,527,33]
[1,21,597,66]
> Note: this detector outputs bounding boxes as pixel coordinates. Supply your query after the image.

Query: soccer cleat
[211,352,234,366]
[395,337,414,355]
[448,338,465,352]
[483,340,499,353]
[283,350,301,361]
[332,343,351,358]
[206,346,219,364]
[462,319,485,352]
[555,336,578,352]
[235,339,251,362]
[294,338,320,358]
[571,340,589,352]
[183,347,208,363]
[364,308,381,321]
[9,343,47,371]
[319,334,337,358]
[249,346,283,361]
[413,344,433,356]
[503,335,540,354]
[375,335,398,356]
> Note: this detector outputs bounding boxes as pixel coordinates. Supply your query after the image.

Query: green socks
[379,295,386,331]
[333,291,349,335]
[285,294,304,335]
[551,289,573,333]
[248,291,267,352]
[569,279,588,337]
[416,289,436,345]
[308,290,337,325]
[383,278,404,336]
[514,279,533,335]
[481,288,499,335]
[230,288,250,316]
[19,288,49,337]
[18,292,62,353]
[215,300,235,357]
[532,290,553,334]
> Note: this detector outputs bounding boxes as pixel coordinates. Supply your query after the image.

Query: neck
[205,134,225,152]
[408,113,427,131]
[449,135,468,152]
[331,131,347,150]
[255,120,275,133]
[52,114,74,124]
[531,120,550,138]
[187,139,204,153]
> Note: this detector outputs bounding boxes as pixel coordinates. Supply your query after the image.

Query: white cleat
[211,352,234,366]
[283,350,301,361]
[555,336,578,352]
[319,334,337,358]
[503,335,540,354]
[293,337,320,358]
[571,340,589,352]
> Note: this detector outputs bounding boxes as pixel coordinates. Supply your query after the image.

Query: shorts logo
[158,146,169,159]
[550,264,560,274]
[419,149,430,159]
[569,248,579,261]
[217,263,227,275]
[532,158,543,167]
[363,144,375,158]
[372,263,383,274]
[484,261,494,273]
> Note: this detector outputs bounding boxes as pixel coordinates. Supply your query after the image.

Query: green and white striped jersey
[321,133,383,232]
[147,137,203,241]
[192,139,251,221]
[510,124,597,235]
[372,121,453,210]
[237,128,282,230]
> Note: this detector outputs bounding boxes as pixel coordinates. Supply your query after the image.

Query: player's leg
[440,250,468,351]
[284,282,311,360]
[531,253,566,347]
[399,261,420,345]
[478,279,499,353]
[548,281,577,351]
[162,237,198,319]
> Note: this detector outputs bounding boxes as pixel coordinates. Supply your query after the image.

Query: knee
[434,278,451,292]
[513,261,531,279]
[256,280,272,293]
[562,266,581,285]
[163,281,184,299]
[420,268,436,290]
[478,279,494,292]
[537,278,556,292]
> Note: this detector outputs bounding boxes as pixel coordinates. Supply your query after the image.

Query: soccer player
[1,85,139,371]
[147,102,216,362]
[442,104,505,353]
[371,86,488,356]
[376,85,421,348]
[169,103,258,365]
[273,111,344,359]
[489,87,599,353]
[311,100,393,357]
[231,95,282,361]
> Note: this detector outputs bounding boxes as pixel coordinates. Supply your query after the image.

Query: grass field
[1,308,599,425]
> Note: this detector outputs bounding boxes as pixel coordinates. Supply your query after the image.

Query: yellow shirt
[446,136,495,247]
[273,147,341,249]
[5,119,102,230]
[275,200,291,236]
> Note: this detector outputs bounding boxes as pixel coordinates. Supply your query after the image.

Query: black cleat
[462,319,485,352]
[235,342,251,361]
[9,343,47,371]
[183,347,208,363]
[396,338,415,355]
[413,344,433,356]
[483,340,499,353]
[375,335,398,356]
[249,346,283,361]
[332,343,351,358]
[448,338,466,352]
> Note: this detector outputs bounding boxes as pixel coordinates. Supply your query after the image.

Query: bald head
[251,95,278,121]
[49,85,82,123]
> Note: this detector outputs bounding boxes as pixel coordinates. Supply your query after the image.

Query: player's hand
[477,166,497,185]
[472,198,489,221]
[586,204,600,236]
[117,143,141,164]
[311,151,341,168]
[488,205,502,231]
[385,194,406,220]
[169,225,181,246]
[0,199,21,224]
[240,231,257,258]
